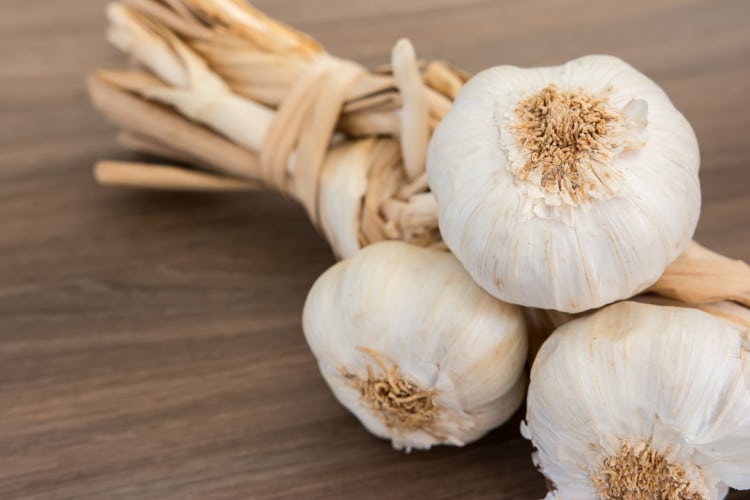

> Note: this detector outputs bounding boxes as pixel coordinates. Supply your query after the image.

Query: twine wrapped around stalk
[91,0,463,257]
[89,0,750,356]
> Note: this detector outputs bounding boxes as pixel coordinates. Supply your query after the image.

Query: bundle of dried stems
[88,0,750,354]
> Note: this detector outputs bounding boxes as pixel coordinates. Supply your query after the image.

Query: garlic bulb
[303,241,528,451]
[523,301,750,499]
[427,55,701,313]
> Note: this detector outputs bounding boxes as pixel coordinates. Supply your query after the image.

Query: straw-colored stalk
[94,1,453,254]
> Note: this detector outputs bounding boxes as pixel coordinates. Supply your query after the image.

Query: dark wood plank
[0,0,748,498]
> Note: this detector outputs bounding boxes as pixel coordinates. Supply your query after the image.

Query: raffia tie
[257,53,441,257]
[260,55,367,224]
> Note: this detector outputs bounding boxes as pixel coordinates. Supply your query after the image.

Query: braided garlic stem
[96,1,459,256]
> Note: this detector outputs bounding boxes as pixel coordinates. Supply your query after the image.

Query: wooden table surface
[2,0,749,498]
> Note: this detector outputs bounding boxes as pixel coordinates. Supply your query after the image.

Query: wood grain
[1,0,749,498]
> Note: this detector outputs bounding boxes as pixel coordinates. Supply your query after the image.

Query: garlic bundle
[427,55,701,313]
[302,241,528,451]
[523,301,750,499]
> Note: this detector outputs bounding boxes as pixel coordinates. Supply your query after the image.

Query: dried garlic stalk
[92,1,461,255]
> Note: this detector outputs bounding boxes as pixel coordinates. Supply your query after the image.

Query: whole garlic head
[524,301,750,499]
[427,55,701,313]
[303,241,528,451]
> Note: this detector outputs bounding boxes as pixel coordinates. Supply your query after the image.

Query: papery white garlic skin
[524,301,750,499]
[302,241,528,451]
[427,55,701,313]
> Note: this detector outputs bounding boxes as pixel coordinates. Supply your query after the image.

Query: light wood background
[1,0,749,498]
